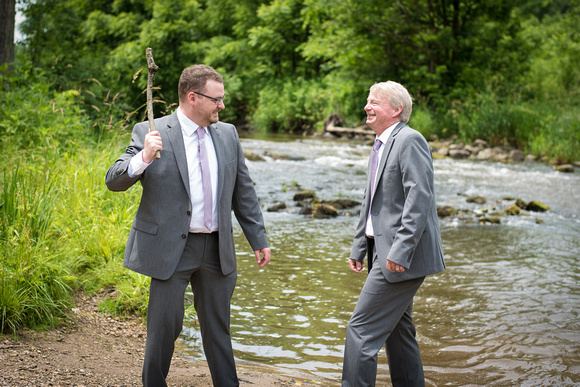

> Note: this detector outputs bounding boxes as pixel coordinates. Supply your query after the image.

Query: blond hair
[369,81,413,123]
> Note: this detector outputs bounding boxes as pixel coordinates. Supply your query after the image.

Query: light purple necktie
[369,139,382,199]
[196,127,212,230]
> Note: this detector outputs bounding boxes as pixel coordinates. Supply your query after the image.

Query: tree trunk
[0,0,16,66]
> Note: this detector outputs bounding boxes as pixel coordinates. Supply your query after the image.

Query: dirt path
[0,295,328,386]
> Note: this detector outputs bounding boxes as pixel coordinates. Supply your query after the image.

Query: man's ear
[187,91,197,106]
[392,105,403,118]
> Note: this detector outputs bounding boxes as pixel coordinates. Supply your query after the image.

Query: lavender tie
[369,139,382,199]
[196,127,212,230]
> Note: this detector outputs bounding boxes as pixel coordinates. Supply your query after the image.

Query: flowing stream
[178,135,580,386]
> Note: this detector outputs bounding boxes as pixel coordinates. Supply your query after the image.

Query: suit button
[181,234,187,239]
[187,211,191,216]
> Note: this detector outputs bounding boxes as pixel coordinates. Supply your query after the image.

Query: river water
[179,135,580,386]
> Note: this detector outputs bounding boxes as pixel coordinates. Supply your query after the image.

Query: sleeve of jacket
[350,187,369,262]
[230,129,269,251]
[104,122,148,192]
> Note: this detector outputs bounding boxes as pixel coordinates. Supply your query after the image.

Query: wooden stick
[146,47,160,160]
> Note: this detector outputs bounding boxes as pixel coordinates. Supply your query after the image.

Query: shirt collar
[376,121,400,144]
[177,107,207,137]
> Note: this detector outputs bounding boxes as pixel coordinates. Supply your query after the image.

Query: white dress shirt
[128,107,219,233]
[365,122,400,238]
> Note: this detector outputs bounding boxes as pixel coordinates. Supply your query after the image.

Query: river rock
[312,203,339,218]
[466,195,486,204]
[330,198,361,209]
[293,190,316,201]
[437,205,458,218]
[510,149,525,162]
[475,146,512,162]
[479,216,501,224]
[437,147,449,156]
[449,149,471,159]
[472,139,489,148]
[527,200,549,212]
[476,148,496,160]
[494,151,510,162]
[515,198,527,209]
[244,151,265,162]
[449,142,465,150]
[267,202,287,212]
[464,145,480,155]
[554,164,574,173]
[268,152,306,161]
[299,206,313,215]
[506,204,521,215]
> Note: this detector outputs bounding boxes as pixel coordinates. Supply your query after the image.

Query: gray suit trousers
[342,259,425,387]
[142,232,238,387]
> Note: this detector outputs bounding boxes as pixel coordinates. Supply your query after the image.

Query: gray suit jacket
[105,112,268,280]
[350,122,445,283]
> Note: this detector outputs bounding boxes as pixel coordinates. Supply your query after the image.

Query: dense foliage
[1,0,578,333]
[15,0,579,147]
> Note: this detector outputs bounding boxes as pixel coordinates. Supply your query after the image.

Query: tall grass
[0,165,75,333]
[528,109,580,163]
[53,142,150,317]
[0,137,151,333]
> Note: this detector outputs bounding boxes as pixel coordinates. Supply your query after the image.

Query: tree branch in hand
[146,47,160,160]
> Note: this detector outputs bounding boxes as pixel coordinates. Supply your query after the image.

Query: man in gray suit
[105,65,270,386]
[342,81,445,386]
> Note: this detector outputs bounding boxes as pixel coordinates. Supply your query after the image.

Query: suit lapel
[208,124,225,203]
[166,112,190,197]
[371,121,406,196]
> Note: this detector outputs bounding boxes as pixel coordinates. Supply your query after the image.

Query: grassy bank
[1,141,150,334]
[411,88,580,164]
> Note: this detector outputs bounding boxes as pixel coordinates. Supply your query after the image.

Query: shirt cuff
[128,150,151,177]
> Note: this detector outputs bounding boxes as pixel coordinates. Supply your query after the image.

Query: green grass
[1,164,75,333]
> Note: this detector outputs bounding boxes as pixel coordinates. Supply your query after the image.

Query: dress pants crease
[143,232,239,387]
[342,263,425,387]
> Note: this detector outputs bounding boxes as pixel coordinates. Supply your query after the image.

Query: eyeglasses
[193,91,227,105]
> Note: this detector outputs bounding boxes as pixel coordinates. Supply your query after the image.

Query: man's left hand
[386,260,405,273]
[255,248,271,268]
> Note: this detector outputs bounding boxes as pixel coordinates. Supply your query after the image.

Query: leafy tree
[14,0,580,146]
[301,0,531,109]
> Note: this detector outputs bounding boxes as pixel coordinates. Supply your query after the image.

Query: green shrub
[252,77,330,133]
[449,89,540,148]
[409,107,435,140]
[0,59,91,152]
[528,108,580,163]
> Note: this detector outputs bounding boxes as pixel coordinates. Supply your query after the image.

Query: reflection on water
[179,137,580,385]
